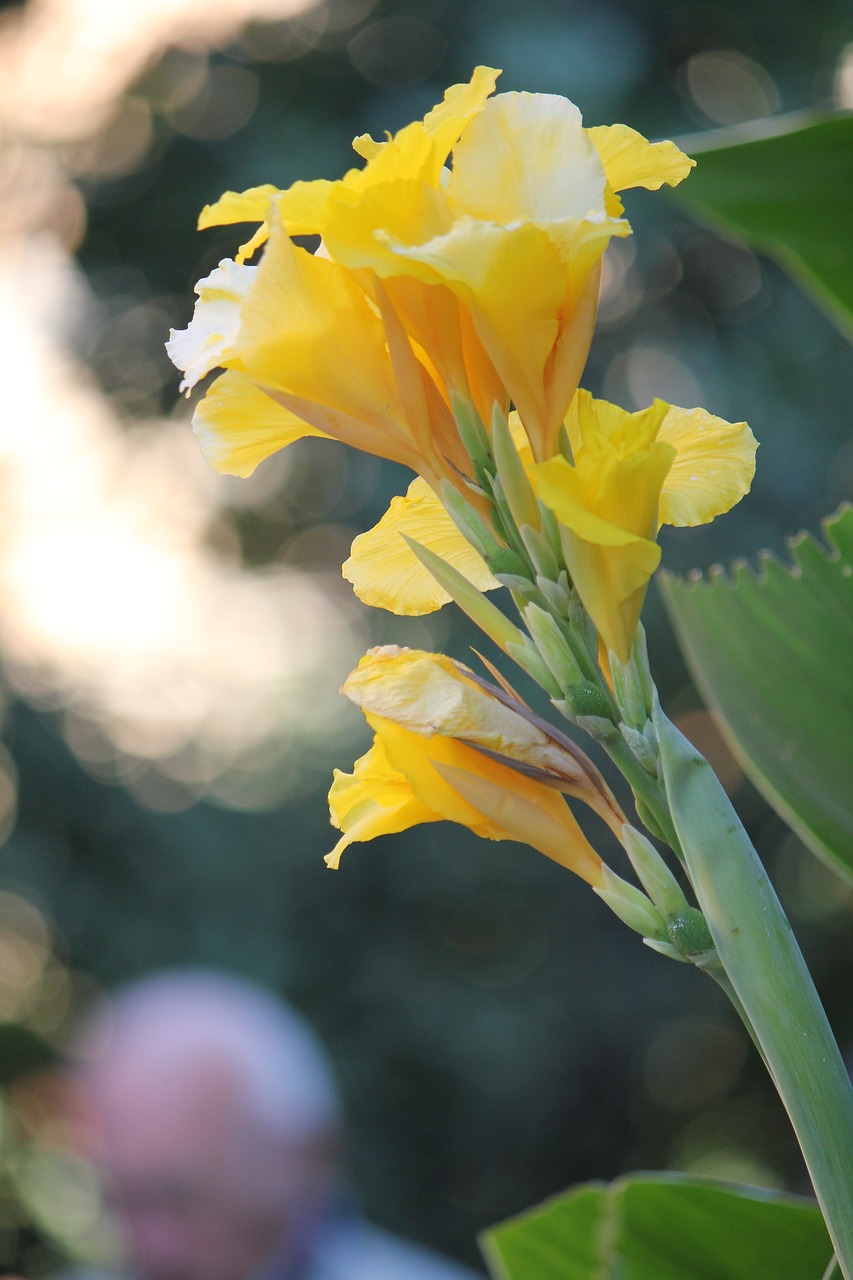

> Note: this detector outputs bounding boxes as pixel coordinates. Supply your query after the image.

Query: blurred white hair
[72,969,343,1144]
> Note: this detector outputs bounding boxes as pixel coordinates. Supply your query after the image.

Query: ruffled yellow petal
[193,371,329,478]
[657,407,757,527]
[275,179,337,235]
[565,389,668,458]
[323,179,453,278]
[421,64,501,163]
[199,184,281,229]
[587,124,695,193]
[351,65,500,184]
[198,185,282,262]
[342,477,498,615]
[326,736,436,869]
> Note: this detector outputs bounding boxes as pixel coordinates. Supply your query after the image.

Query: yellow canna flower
[328,646,620,883]
[168,215,463,486]
[535,391,757,661]
[178,67,695,485]
[320,85,694,462]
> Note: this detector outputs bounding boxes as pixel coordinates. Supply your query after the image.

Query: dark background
[0,0,851,1273]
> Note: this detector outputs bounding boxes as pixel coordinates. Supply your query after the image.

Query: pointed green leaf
[672,113,853,336]
[659,503,853,884]
[482,1174,831,1280]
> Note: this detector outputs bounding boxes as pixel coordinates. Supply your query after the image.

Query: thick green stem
[654,699,853,1278]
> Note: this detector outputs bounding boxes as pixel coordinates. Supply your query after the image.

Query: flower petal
[197,184,282,261]
[343,477,498,615]
[587,124,695,193]
[193,371,329,477]
[326,737,437,868]
[368,713,603,883]
[198,184,280,229]
[448,90,606,223]
[351,66,500,184]
[234,217,428,473]
[658,407,758,527]
[166,258,256,391]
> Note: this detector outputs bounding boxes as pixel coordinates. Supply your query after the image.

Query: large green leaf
[672,113,853,335]
[481,1174,831,1280]
[659,504,853,884]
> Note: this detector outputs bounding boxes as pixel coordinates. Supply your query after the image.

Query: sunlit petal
[588,124,695,193]
[342,477,498,615]
[658,406,758,527]
[448,90,606,222]
[193,371,329,478]
[234,217,426,473]
[166,258,256,391]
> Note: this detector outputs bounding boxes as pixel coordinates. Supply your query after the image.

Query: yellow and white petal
[658,407,757,527]
[587,124,695,193]
[449,91,606,223]
[343,477,498,615]
[166,258,256,391]
[193,371,329,477]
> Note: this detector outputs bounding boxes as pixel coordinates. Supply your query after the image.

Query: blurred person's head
[70,970,344,1280]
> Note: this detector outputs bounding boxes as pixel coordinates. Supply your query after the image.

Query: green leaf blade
[659,504,853,884]
[672,113,853,336]
[482,1174,832,1280]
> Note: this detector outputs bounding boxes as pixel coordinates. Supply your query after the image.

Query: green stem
[654,700,853,1278]
[603,734,681,853]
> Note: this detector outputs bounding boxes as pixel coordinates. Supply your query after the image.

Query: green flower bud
[666,907,715,959]
[565,681,613,720]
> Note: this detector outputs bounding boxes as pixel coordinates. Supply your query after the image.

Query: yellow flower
[535,391,757,661]
[178,67,695,484]
[328,646,618,883]
[168,218,463,486]
[319,85,694,462]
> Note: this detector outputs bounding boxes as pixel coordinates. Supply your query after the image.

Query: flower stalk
[654,700,853,1277]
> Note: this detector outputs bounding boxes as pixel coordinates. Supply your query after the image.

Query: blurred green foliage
[1,0,853,1273]
[483,1174,832,1280]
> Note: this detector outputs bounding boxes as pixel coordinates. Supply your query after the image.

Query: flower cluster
[168,68,756,911]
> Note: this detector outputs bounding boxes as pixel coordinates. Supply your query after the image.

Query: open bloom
[328,647,624,882]
[535,391,757,660]
[168,66,695,491]
[343,394,755,649]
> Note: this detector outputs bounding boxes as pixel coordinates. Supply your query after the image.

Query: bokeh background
[0,0,851,1273]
